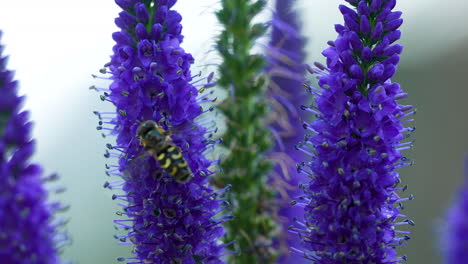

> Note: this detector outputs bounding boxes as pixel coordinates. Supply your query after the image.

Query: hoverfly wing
[123,151,151,180]
[124,150,167,183]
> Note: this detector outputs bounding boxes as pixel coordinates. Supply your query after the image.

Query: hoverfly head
[136,120,158,141]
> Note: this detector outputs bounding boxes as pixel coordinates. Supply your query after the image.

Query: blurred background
[0,0,467,263]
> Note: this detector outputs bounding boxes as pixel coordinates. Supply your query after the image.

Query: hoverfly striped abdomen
[156,145,192,183]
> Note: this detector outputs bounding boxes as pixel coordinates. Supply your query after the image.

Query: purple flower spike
[293,1,415,263]
[266,0,307,262]
[95,2,228,263]
[0,31,65,264]
[444,158,468,264]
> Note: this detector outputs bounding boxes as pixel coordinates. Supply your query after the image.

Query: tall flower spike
[0,31,67,263]
[95,1,228,263]
[444,157,468,264]
[265,0,307,263]
[215,0,279,263]
[293,0,414,263]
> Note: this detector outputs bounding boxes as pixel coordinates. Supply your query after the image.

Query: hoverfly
[136,120,192,183]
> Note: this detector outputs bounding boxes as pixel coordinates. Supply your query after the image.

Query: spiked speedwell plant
[291,0,415,263]
[214,0,280,263]
[94,1,230,263]
[0,31,66,264]
[444,158,468,264]
[265,0,307,263]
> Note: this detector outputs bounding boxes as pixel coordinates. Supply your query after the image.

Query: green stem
[215,1,278,263]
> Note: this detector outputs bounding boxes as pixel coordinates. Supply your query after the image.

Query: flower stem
[215,1,278,263]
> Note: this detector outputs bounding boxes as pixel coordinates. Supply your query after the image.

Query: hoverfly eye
[136,120,157,138]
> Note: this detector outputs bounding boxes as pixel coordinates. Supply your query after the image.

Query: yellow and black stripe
[156,144,192,183]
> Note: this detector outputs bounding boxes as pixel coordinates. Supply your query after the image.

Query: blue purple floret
[292,0,415,263]
[95,1,229,263]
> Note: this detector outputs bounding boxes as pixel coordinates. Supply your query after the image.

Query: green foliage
[214,0,279,263]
